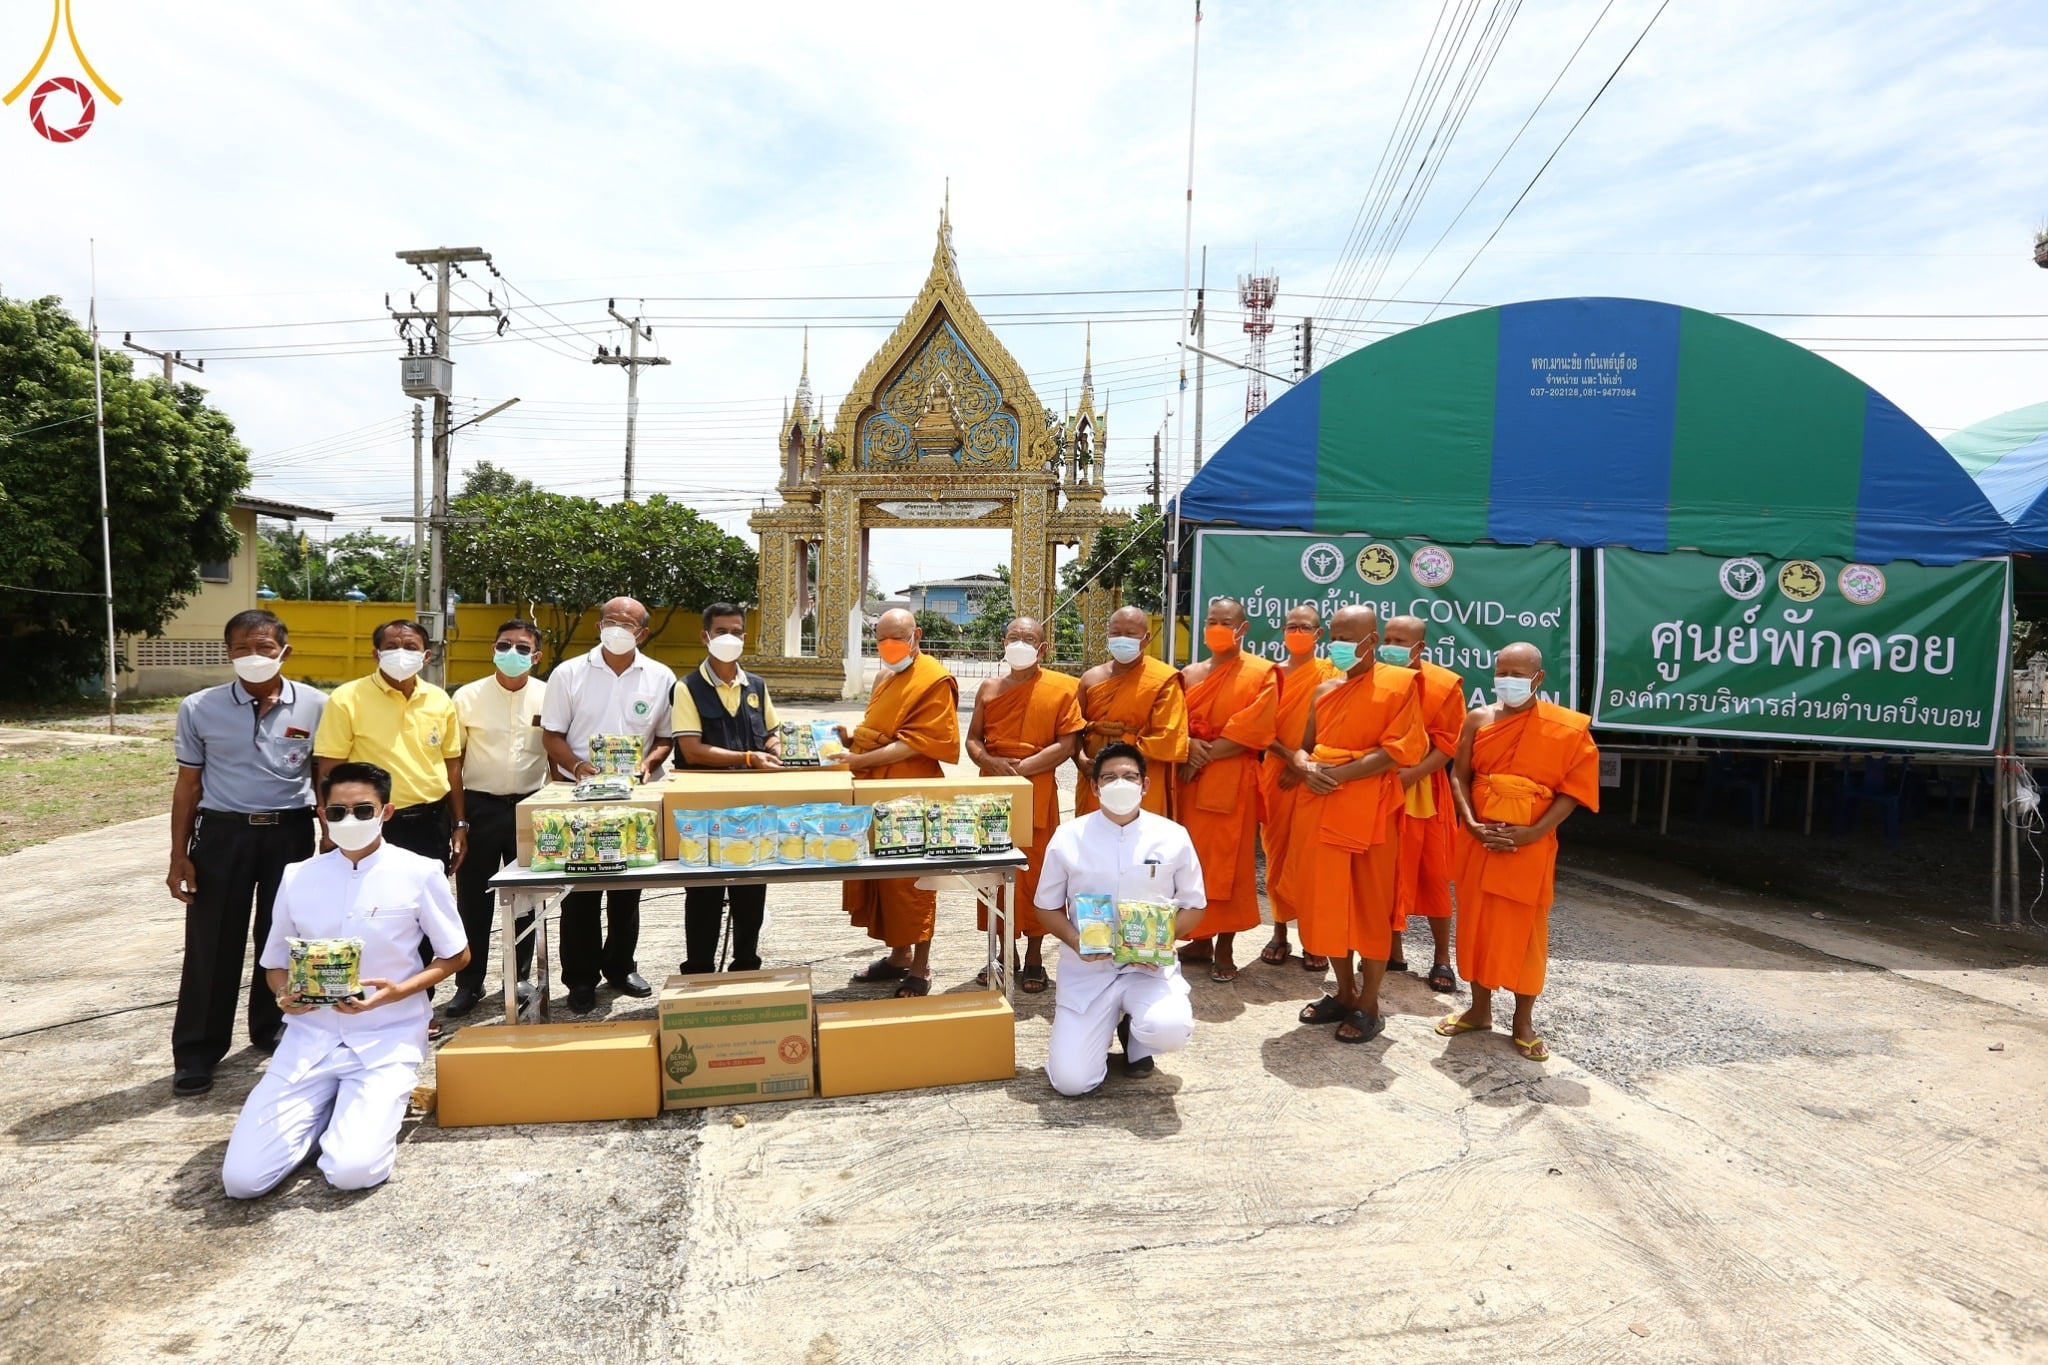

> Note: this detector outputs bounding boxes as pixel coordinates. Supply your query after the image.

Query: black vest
[674,667,769,766]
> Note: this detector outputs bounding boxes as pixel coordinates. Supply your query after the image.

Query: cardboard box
[659,968,816,1109]
[659,771,856,860]
[514,782,668,867]
[815,990,1017,1098]
[853,775,1036,848]
[436,1020,660,1127]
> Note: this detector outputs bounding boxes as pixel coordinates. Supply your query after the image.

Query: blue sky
[3,0,2044,595]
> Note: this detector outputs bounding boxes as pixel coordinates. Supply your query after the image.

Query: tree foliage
[446,490,757,668]
[1062,509,1165,614]
[259,527,414,602]
[0,293,249,698]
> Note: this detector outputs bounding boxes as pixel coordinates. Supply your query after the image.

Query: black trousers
[172,811,315,1072]
[681,883,766,974]
[559,889,641,990]
[452,790,535,994]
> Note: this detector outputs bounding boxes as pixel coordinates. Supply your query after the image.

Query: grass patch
[0,740,176,857]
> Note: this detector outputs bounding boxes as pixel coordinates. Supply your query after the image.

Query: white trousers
[221,1039,417,1198]
[1046,969,1195,1097]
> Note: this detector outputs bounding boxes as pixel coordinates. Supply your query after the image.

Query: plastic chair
[1834,754,1909,847]
[1695,754,1764,830]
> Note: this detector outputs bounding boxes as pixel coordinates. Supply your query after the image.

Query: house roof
[236,495,334,522]
[898,573,1004,592]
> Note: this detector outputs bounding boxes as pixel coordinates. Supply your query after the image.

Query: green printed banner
[1191,531,1578,705]
[1594,549,2009,749]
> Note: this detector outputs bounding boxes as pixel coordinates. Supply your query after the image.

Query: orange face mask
[1283,627,1317,657]
[877,637,915,666]
[1204,624,1240,656]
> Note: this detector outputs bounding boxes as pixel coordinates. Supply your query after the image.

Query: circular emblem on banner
[1409,545,1455,588]
[1837,563,1887,605]
[778,1035,810,1064]
[1353,543,1399,587]
[1777,560,1825,603]
[1717,557,1766,601]
[28,77,95,144]
[1300,542,1347,585]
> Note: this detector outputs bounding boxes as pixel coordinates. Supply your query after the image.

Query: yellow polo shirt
[314,671,464,809]
[671,660,778,735]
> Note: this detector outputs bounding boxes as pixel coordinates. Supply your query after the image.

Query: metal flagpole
[1167,1,1202,666]
[89,241,117,735]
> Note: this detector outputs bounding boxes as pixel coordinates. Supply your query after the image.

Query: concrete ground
[3,710,2046,1363]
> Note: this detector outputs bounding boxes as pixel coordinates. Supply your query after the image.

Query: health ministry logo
[5,0,120,143]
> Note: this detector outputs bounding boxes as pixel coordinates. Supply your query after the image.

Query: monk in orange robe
[1438,643,1599,1062]
[1259,605,1340,971]
[1074,605,1188,818]
[965,617,1084,994]
[1274,605,1425,1044]
[838,608,961,997]
[1382,614,1467,993]
[1173,597,1278,982]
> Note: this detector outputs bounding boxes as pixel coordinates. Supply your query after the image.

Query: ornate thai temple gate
[749,206,1118,698]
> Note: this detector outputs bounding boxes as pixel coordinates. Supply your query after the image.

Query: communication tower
[1238,271,1278,419]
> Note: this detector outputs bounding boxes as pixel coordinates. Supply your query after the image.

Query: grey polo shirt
[173,679,328,813]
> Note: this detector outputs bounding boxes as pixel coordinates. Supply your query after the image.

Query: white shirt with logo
[538,646,678,777]
[1033,810,1208,1015]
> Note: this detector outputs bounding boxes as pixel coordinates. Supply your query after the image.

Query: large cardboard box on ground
[815,990,1017,1098]
[436,1020,661,1127]
[514,781,668,867]
[659,968,816,1109]
[659,771,855,860]
[853,775,1035,848]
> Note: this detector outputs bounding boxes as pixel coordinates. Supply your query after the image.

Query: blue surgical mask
[1376,644,1413,667]
[1106,637,1143,664]
[494,648,534,678]
[1494,676,1535,706]
[1326,640,1359,671]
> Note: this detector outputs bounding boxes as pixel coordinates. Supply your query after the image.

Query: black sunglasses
[322,803,381,822]
[495,641,538,655]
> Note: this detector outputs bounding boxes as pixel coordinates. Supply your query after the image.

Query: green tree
[257,526,414,602]
[1062,510,1165,614]
[446,490,756,669]
[913,609,963,648]
[0,293,248,699]
[458,460,536,500]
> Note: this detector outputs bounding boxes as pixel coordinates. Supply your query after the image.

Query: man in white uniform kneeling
[1034,742,1206,1096]
[222,761,468,1197]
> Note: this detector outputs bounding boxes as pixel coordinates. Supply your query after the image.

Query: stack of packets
[585,733,645,778]
[530,806,663,873]
[570,775,635,802]
[673,804,873,870]
[870,794,1013,859]
[287,936,364,1004]
[1069,896,1177,966]
[774,720,849,768]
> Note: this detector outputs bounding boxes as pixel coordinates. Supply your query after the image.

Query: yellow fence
[268,602,749,688]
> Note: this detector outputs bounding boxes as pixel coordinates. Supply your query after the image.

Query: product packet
[673,808,713,868]
[624,808,661,868]
[563,808,629,873]
[709,807,762,869]
[803,805,870,865]
[778,721,820,766]
[975,794,1013,851]
[1112,900,1179,967]
[570,775,634,802]
[870,796,928,858]
[812,720,849,764]
[287,937,364,1004]
[925,797,980,855]
[772,806,809,865]
[586,733,645,778]
[1071,895,1116,958]
[531,809,572,872]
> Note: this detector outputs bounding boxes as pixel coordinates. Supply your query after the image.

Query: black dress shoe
[172,1070,212,1097]
[446,983,484,1017]
[677,960,712,977]
[567,985,598,1013]
[609,971,653,998]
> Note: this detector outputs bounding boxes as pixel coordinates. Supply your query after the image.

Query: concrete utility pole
[121,333,203,384]
[391,246,501,685]
[593,299,670,502]
[380,404,428,617]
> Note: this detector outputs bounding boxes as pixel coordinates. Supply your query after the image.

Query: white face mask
[378,648,425,681]
[1494,676,1535,707]
[706,633,745,664]
[1004,640,1040,672]
[1106,636,1143,665]
[1097,777,1143,817]
[232,653,283,685]
[599,625,639,657]
[327,813,383,852]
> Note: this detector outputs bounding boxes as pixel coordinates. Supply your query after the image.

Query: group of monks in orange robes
[839,595,1597,1059]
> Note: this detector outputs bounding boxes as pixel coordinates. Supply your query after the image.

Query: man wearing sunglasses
[448,619,550,1017]
[221,762,468,1198]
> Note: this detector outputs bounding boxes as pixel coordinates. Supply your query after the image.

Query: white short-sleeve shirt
[1033,810,1208,1012]
[538,647,677,776]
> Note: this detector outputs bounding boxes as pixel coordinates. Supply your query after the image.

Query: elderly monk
[1382,614,1467,993]
[1174,597,1278,983]
[1258,605,1341,971]
[837,608,961,997]
[1437,643,1599,1062]
[1074,606,1188,818]
[1274,605,1425,1045]
[965,617,1084,995]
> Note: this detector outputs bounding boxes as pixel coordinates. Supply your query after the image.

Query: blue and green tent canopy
[1941,401,2048,551]
[1179,297,2009,566]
